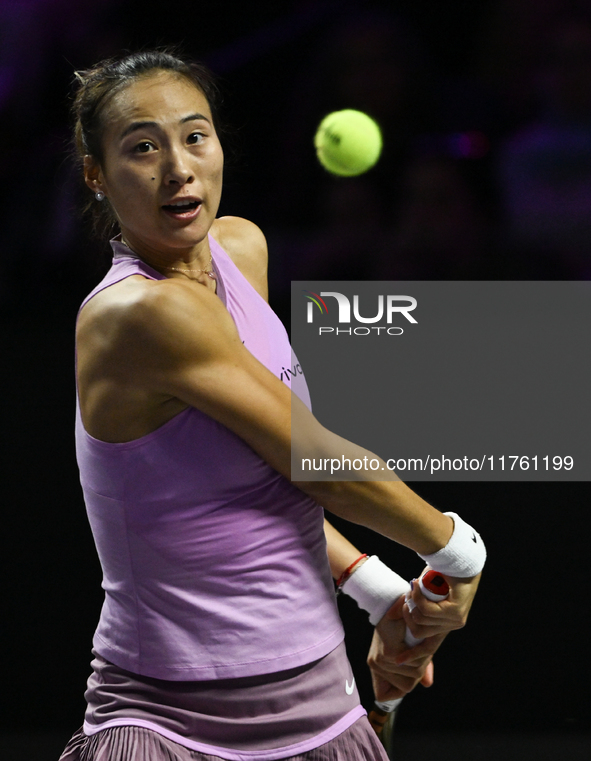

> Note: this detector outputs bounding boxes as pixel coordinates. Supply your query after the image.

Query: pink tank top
[75,236,344,681]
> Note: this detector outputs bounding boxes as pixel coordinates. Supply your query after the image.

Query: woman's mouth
[161,199,202,219]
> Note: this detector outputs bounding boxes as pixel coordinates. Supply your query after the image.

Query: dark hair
[71,49,222,237]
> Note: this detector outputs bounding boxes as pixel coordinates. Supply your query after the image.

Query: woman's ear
[83,155,104,195]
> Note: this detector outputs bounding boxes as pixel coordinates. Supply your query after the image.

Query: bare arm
[111,279,453,557]
[323,517,368,580]
[323,519,444,701]
[91,217,480,635]
[214,219,455,557]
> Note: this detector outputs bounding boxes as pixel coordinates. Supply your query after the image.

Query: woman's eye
[134,141,154,153]
[187,132,204,145]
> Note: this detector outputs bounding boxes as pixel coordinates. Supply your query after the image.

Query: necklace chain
[120,238,216,280]
[164,257,216,280]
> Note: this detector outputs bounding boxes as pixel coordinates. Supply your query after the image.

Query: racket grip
[374,570,449,713]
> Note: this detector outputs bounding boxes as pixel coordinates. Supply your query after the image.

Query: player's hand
[367,595,446,702]
[402,568,481,641]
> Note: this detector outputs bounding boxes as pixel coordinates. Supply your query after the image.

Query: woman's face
[85,71,224,257]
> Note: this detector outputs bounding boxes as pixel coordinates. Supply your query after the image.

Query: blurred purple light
[449,131,490,159]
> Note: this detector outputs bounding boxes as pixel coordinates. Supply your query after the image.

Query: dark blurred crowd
[3,0,591,323]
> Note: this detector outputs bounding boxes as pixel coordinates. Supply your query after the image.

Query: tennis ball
[314,109,383,177]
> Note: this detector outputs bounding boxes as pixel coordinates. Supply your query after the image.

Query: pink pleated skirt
[59,717,389,761]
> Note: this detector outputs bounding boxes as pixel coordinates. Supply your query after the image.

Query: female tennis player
[59,51,484,761]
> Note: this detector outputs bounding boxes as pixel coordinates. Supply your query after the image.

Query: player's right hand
[402,570,481,641]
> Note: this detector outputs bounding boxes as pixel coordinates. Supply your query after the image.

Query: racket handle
[374,570,449,713]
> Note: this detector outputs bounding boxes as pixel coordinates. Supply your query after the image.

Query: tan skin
[80,70,479,702]
[324,519,451,701]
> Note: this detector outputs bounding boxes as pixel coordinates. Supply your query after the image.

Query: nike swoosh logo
[345,678,355,695]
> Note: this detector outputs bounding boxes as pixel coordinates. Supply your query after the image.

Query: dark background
[1,0,590,757]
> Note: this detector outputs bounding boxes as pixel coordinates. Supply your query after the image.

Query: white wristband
[340,555,411,625]
[418,512,486,578]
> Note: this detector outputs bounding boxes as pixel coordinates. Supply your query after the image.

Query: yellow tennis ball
[314,109,383,177]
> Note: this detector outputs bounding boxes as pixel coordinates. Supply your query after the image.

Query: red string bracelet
[336,553,368,593]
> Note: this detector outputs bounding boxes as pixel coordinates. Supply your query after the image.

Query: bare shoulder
[76,274,256,442]
[77,275,241,383]
[212,215,268,262]
[211,216,269,300]
[76,275,153,352]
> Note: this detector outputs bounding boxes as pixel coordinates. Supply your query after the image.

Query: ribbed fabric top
[75,235,344,680]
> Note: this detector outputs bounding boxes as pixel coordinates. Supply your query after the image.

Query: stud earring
[95,191,105,201]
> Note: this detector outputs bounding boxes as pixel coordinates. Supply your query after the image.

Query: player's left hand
[367,595,446,702]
